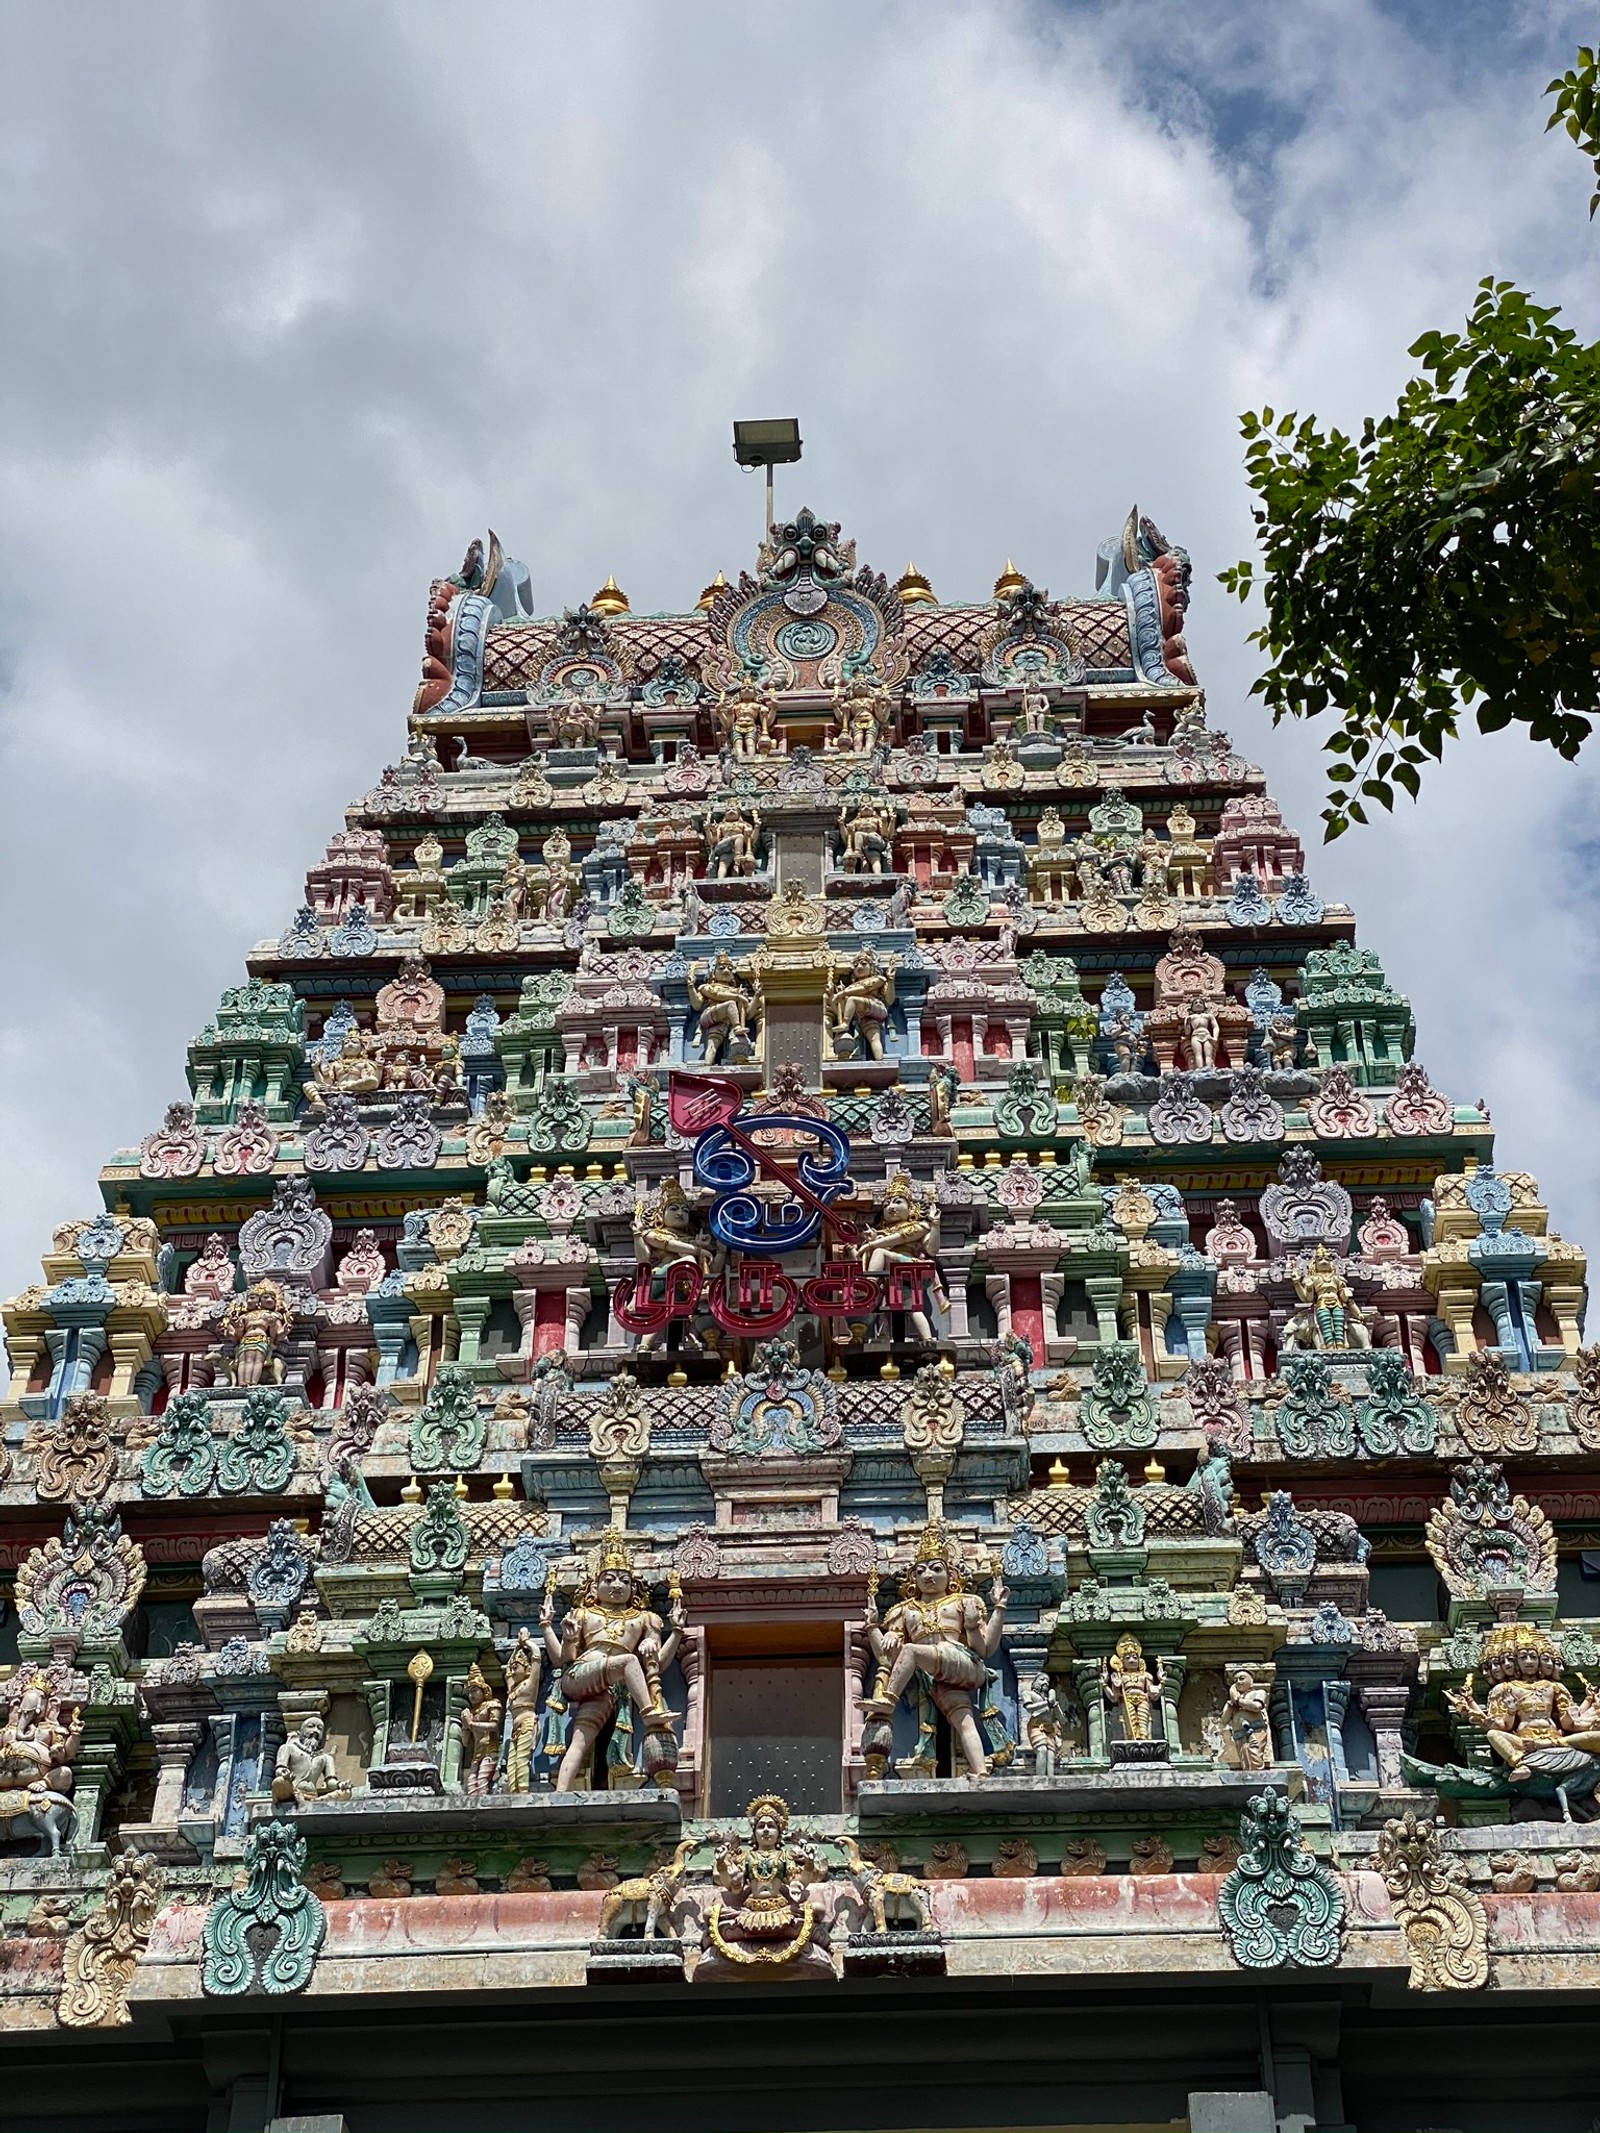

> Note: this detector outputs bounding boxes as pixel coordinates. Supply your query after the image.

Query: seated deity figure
[540,1536,684,1792]
[687,951,757,1067]
[838,798,896,877]
[1102,1633,1164,1743]
[1221,1669,1274,1771]
[708,1794,820,1963]
[303,1026,381,1107]
[863,1522,1009,1780]
[714,676,777,759]
[1446,1623,1600,1783]
[1292,1245,1371,1351]
[457,1664,503,1798]
[856,1175,945,1345]
[0,1675,80,1794]
[826,948,896,1060]
[548,697,602,749]
[703,802,761,881]
[218,1280,292,1388]
[271,1715,344,1805]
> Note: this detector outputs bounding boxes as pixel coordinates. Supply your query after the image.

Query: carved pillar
[148,1722,204,1832]
[1084,1276,1123,1350]
[1357,1684,1412,1792]
[1072,1659,1108,1762]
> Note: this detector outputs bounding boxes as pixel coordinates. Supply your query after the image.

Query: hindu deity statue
[218,1280,292,1388]
[1290,1245,1371,1351]
[826,948,896,1061]
[1102,1633,1164,1744]
[270,1715,344,1805]
[862,1521,1009,1780]
[1445,1623,1600,1783]
[525,831,581,922]
[714,676,777,759]
[926,1061,958,1137]
[503,1627,543,1793]
[302,1025,381,1107]
[1264,1011,1300,1069]
[856,1175,944,1345]
[832,671,892,756]
[1180,991,1219,1070]
[1221,1669,1274,1771]
[702,802,761,881]
[0,1674,80,1795]
[539,1535,684,1792]
[631,1180,712,1325]
[548,696,602,749]
[1018,684,1054,737]
[837,797,896,877]
[687,951,758,1067]
[708,1795,821,1965]
[457,1664,503,1798]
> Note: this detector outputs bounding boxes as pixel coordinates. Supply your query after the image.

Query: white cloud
[1,0,1596,1288]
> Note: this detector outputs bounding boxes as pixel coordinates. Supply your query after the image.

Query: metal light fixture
[733,417,802,535]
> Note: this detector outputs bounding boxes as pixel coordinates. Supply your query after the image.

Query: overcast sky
[1,0,1596,1297]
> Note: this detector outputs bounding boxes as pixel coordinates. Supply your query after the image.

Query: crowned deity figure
[630,1180,713,1346]
[707,1794,821,1965]
[540,1537,684,1792]
[687,951,758,1067]
[703,802,761,882]
[863,1522,1009,1780]
[0,1674,80,1795]
[832,671,892,757]
[1445,1623,1600,1783]
[1102,1633,1164,1744]
[714,676,777,760]
[218,1280,292,1388]
[1018,684,1054,737]
[1291,1245,1371,1351]
[457,1663,503,1798]
[525,831,581,922]
[826,948,897,1061]
[303,1025,382,1108]
[837,797,896,877]
[856,1175,945,1345]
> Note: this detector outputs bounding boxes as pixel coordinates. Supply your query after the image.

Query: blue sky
[1,0,1597,1292]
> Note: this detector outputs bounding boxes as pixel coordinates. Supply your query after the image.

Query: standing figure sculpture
[827,948,897,1061]
[838,797,897,877]
[502,1627,544,1793]
[833,671,892,756]
[540,1536,684,1792]
[1102,1633,1164,1745]
[457,1664,503,1798]
[703,802,761,881]
[218,1281,292,1388]
[687,951,758,1067]
[862,1522,1009,1781]
[1222,1669,1274,1771]
[1292,1245,1371,1351]
[714,677,777,759]
[856,1175,945,1346]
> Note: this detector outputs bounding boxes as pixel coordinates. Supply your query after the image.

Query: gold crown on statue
[911,1520,965,1591]
[1482,1622,1558,1674]
[592,1532,635,1575]
[746,1794,790,1831]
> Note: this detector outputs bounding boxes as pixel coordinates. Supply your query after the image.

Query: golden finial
[1143,1455,1167,1485]
[401,1473,423,1505]
[591,574,630,616]
[453,1472,469,1500]
[993,559,1027,600]
[492,1472,514,1502]
[1047,1457,1071,1489]
[895,561,936,606]
[696,569,727,613]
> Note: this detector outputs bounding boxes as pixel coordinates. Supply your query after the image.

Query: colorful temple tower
[1,508,1598,2130]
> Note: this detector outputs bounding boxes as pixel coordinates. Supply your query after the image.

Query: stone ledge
[269,1789,682,1842]
[858,1767,1291,1822]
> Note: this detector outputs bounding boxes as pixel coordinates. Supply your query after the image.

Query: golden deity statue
[687,950,758,1067]
[1102,1633,1164,1744]
[540,1535,684,1792]
[1446,1623,1600,1781]
[863,1522,1008,1780]
[826,947,896,1061]
[502,1627,544,1793]
[708,1794,820,1965]
[1290,1244,1371,1352]
[0,1674,80,1795]
[457,1663,503,1798]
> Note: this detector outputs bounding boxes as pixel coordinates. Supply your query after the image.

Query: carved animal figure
[837,1836,933,1934]
[596,1838,695,1941]
[0,1787,75,1857]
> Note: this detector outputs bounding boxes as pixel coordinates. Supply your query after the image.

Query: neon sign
[612,1072,940,1342]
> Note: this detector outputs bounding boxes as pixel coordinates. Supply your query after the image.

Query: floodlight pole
[765,462,774,542]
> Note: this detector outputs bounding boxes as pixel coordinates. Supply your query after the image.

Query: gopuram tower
[1,504,1597,2130]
